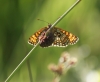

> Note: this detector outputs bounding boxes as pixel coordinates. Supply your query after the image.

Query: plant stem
[47,0,81,33]
[27,60,33,82]
[4,43,39,82]
[4,0,81,82]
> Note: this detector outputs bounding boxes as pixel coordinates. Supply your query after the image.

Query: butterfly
[28,24,79,47]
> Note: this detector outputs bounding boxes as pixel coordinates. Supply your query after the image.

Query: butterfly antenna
[37,19,50,25]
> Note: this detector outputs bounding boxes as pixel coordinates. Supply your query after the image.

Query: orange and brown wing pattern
[51,27,79,47]
[28,25,79,47]
[28,27,48,46]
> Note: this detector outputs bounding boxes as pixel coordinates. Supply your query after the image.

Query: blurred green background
[0,0,100,82]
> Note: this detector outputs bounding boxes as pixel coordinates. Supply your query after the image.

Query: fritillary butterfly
[28,24,79,47]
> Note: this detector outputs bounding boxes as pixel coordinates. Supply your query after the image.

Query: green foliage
[0,0,100,82]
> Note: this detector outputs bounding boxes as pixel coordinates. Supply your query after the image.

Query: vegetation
[0,0,100,82]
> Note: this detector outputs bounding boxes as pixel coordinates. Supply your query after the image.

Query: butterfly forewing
[28,27,48,46]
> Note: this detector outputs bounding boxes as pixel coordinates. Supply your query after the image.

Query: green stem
[4,0,81,82]
[47,0,81,33]
[4,43,39,82]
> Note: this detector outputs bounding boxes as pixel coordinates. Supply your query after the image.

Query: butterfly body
[28,25,79,47]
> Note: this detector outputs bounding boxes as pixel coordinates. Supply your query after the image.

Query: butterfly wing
[28,27,48,46]
[28,26,79,47]
[51,27,79,47]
